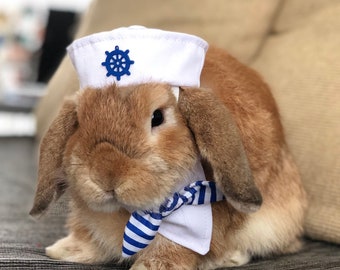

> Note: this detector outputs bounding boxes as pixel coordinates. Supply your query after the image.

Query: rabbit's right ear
[178,87,262,213]
[30,98,78,218]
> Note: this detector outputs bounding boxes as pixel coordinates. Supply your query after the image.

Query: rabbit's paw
[45,234,102,263]
[130,263,148,270]
[226,250,250,266]
[131,255,197,270]
[130,234,199,269]
[131,261,189,270]
[201,250,250,269]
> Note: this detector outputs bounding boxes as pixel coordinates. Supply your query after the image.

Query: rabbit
[30,46,307,270]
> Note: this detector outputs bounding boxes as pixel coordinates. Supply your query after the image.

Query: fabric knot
[122,180,224,257]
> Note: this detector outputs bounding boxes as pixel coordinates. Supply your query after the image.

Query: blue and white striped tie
[122,180,224,257]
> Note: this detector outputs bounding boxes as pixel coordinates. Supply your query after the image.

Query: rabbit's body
[199,47,307,267]
[32,47,307,270]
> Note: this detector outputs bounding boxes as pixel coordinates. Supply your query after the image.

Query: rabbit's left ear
[178,87,262,213]
[30,98,78,218]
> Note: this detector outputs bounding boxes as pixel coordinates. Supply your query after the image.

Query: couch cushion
[251,0,340,244]
[76,0,281,64]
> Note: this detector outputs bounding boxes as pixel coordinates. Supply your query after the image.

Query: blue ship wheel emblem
[101,46,134,81]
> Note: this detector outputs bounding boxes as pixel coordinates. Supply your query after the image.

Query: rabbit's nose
[89,143,134,193]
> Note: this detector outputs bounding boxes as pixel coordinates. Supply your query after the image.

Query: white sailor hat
[67,26,208,89]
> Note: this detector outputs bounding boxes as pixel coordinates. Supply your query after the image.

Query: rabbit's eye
[152,109,164,128]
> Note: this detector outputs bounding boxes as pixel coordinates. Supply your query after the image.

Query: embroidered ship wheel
[101,45,134,81]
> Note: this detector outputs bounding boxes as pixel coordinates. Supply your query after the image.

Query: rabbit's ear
[178,87,262,213]
[30,98,78,218]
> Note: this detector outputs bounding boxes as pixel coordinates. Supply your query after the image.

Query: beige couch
[35,0,340,249]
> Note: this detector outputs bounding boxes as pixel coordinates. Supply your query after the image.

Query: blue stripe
[149,212,162,220]
[126,221,155,241]
[123,233,148,249]
[161,193,180,212]
[209,181,216,202]
[189,187,197,205]
[198,185,206,204]
[132,212,160,231]
[196,180,203,186]
[122,246,136,256]
[169,193,180,210]
[181,195,188,204]
[184,186,197,194]
[184,186,198,205]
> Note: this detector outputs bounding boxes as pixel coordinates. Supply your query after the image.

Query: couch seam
[248,0,286,65]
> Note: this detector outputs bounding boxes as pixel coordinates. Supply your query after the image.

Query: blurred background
[0,0,91,136]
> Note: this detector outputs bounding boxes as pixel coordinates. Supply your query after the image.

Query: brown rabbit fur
[30,46,307,270]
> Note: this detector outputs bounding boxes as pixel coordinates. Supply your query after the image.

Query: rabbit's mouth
[73,173,122,213]
[87,191,122,213]
[99,189,138,213]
